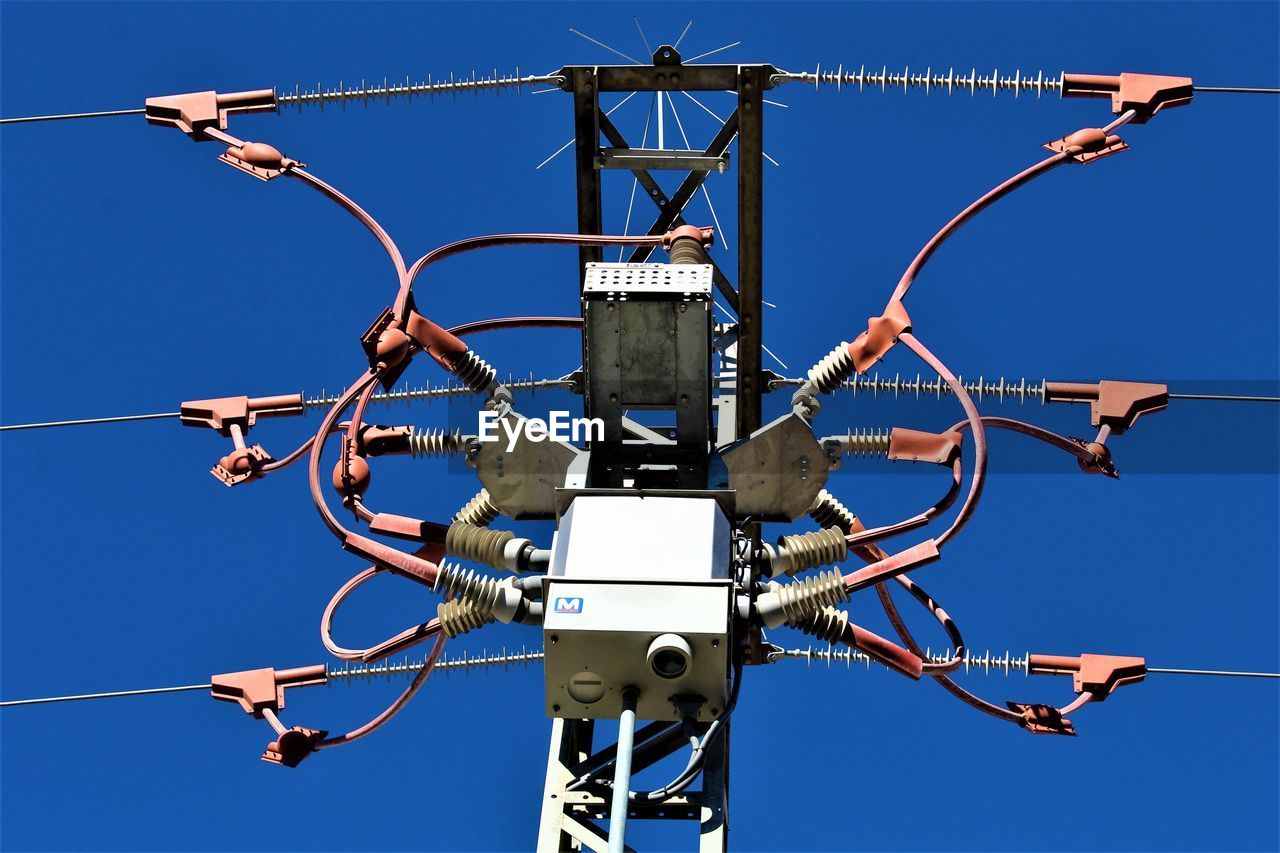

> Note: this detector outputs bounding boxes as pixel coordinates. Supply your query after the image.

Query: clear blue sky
[2,2,1277,851]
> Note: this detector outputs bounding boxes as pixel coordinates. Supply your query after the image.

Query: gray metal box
[543,579,731,721]
[543,494,732,721]
[582,262,712,448]
[548,495,729,582]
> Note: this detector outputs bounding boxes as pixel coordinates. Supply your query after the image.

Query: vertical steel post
[608,688,639,853]
[735,66,765,438]
[699,722,730,852]
[573,68,603,290]
[537,717,597,852]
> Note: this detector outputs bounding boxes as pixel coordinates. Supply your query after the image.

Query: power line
[0,411,181,432]
[0,107,145,125]
[0,374,575,432]
[1193,86,1280,94]
[0,683,211,707]
[1167,393,1280,402]
[775,646,1279,679]
[4,648,1275,708]
[0,647,545,708]
[4,373,1274,432]
[1147,667,1280,679]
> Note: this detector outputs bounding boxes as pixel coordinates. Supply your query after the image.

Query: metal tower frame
[538,48,772,850]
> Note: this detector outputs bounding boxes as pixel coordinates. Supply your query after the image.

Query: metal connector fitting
[145,88,278,138]
[211,664,327,717]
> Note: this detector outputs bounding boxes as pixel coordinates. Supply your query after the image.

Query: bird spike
[778,65,1062,99]
[325,646,545,683]
[277,71,562,112]
[775,646,1032,675]
[772,372,1047,404]
[305,374,576,410]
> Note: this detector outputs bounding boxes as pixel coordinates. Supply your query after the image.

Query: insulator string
[770,373,1280,405]
[4,373,1274,432]
[775,65,1064,98]
[0,374,576,432]
[4,649,1274,707]
[0,647,546,708]
[775,65,1278,99]
[276,70,560,112]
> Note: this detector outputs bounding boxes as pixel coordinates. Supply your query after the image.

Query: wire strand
[0,108,145,125]
[4,652,1275,708]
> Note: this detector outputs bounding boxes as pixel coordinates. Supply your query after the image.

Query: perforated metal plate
[583,262,713,301]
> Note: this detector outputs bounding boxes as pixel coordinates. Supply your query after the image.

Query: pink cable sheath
[898,333,987,550]
[396,232,670,318]
[875,577,1023,723]
[1058,691,1093,717]
[289,168,408,286]
[845,457,963,550]
[447,316,583,337]
[949,416,1096,467]
[321,566,441,663]
[314,621,446,750]
[890,152,1070,304]
[321,567,384,660]
[307,371,379,540]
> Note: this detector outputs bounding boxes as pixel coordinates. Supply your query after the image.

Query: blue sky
[2,2,1277,851]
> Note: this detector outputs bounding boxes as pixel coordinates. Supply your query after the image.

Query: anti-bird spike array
[275,69,560,111]
[777,65,1064,97]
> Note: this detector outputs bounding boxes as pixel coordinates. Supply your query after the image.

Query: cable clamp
[1061,72,1194,123]
[263,726,328,768]
[887,427,964,465]
[1045,380,1168,435]
[218,141,303,181]
[1043,127,1128,164]
[661,224,715,250]
[145,89,278,138]
[213,444,274,486]
[180,393,302,486]
[848,300,911,373]
[1029,653,1147,702]
[1007,702,1077,736]
[211,665,327,717]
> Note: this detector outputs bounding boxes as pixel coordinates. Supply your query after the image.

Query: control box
[543,494,732,721]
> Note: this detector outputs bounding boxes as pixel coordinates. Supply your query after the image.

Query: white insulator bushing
[453,488,501,527]
[772,527,849,576]
[794,605,851,646]
[433,561,489,598]
[756,568,848,629]
[445,521,525,571]
[841,428,890,458]
[808,490,859,534]
[452,350,497,392]
[435,573,522,638]
[807,343,856,395]
[438,597,490,638]
[408,427,466,459]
